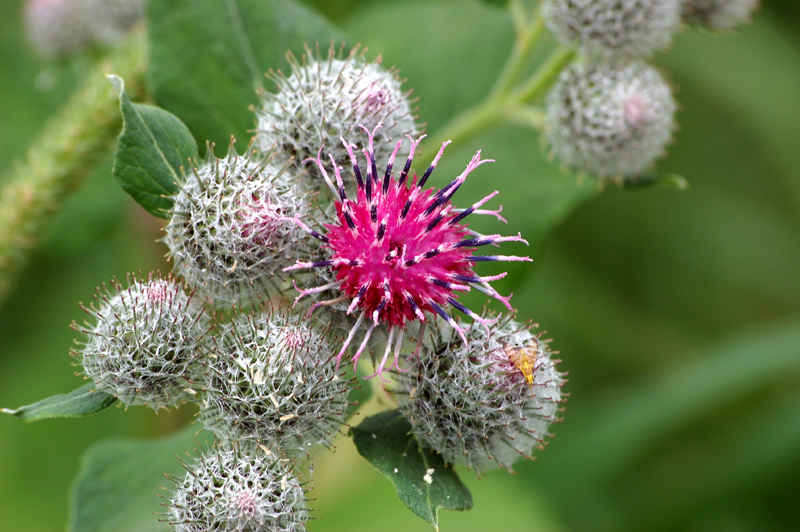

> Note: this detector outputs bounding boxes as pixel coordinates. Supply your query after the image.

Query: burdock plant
[0,0,760,531]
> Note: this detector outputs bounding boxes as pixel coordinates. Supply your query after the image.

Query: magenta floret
[286,126,530,378]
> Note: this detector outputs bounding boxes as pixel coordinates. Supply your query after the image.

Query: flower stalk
[0,27,147,303]
[426,4,574,154]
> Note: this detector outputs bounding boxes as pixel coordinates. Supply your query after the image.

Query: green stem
[425,98,506,155]
[0,29,147,303]
[489,3,546,100]
[511,45,575,103]
[504,105,546,131]
[426,46,573,152]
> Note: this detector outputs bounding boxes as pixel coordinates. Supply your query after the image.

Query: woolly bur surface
[545,60,676,179]
[168,446,308,532]
[73,275,209,410]
[197,311,352,456]
[164,146,312,305]
[396,318,565,474]
[542,0,681,57]
[255,48,418,188]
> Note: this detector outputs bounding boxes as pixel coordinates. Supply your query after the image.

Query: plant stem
[511,46,575,103]
[489,2,546,100]
[426,46,573,153]
[505,105,546,130]
[0,29,147,304]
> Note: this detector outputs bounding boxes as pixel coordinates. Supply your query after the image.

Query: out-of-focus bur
[254,45,418,189]
[544,60,676,180]
[196,310,353,457]
[681,0,759,30]
[394,315,566,475]
[165,445,309,532]
[164,144,313,306]
[71,273,210,410]
[542,0,682,58]
[24,0,145,58]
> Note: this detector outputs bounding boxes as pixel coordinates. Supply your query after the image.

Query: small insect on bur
[504,341,539,395]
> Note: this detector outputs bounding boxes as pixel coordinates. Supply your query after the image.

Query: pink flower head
[285,126,530,379]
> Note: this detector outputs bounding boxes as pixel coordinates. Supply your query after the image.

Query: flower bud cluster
[542,0,754,179]
[167,446,308,532]
[395,316,565,474]
[71,273,209,410]
[542,0,682,180]
[67,38,570,529]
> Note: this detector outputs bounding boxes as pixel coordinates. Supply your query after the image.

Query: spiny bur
[164,144,313,306]
[197,310,353,457]
[543,0,682,58]
[255,45,418,189]
[395,316,566,475]
[545,59,676,180]
[166,445,309,532]
[71,273,209,410]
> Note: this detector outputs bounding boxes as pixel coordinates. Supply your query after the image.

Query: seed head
[71,273,209,410]
[24,0,144,58]
[545,60,676,179]
[285,127,531,379]
[255,45,418,189]
[164,144,312,306]
[542,0,682,58]
[167,446,308,532]
[682,0,758,30]
[395,316,566,475]
[197,310,352,456]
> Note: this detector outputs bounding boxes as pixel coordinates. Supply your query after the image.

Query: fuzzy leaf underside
[109,74,197,218]
[68,427,206,532]
[1,383,116,422]
[351,409,473,530]
[147,0,347,150]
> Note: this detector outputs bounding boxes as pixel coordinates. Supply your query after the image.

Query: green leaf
[1,383,116,422]
[68,426,206,532]
[537,316,800,495]
[109,75,197,218]
[350,409,473,530]
[147,0,346,150]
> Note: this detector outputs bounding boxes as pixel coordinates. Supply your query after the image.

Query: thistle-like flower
[166,446,308,532]
[682,0,758,30]
[395,316,566,475]
[545,60,676,179]
[285,127,531,378]
[255,45,418,189]
[164,144,312,305]
[71,273,209,410]
[197,310,352,456]
[542,0,682,58]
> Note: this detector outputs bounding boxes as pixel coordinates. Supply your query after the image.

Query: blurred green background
[2,0,800,531]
